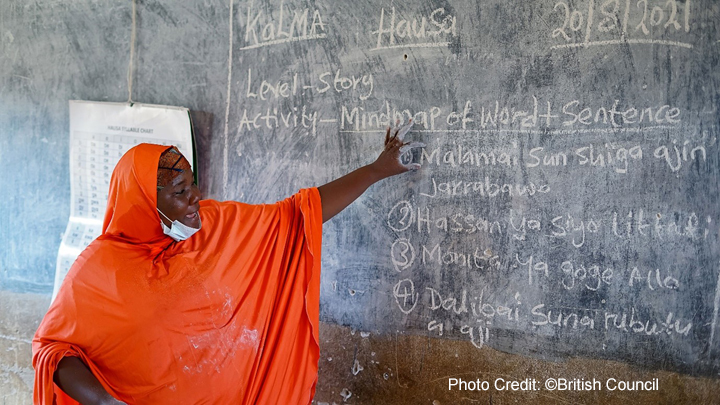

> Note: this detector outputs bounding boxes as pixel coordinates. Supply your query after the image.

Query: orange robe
[33,144,323,404]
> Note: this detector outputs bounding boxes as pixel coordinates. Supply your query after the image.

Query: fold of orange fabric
[33,143,323,404]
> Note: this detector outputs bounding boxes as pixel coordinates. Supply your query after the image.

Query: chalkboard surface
[1,0,718,377]
[220,0,720,376]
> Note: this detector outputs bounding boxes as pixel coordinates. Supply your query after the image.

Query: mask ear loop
[127,0,137,106]
[157,208,173,224]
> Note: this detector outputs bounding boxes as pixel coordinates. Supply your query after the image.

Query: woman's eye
[175,189,185,195]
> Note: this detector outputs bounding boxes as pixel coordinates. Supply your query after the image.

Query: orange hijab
[33,143,323,404]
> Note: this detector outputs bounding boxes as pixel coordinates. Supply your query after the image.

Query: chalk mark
[222,0,234,197]
[394,333,410,388]
[372,42,449,51]
[173,61,217,66]
[709,263,720,351]
[0,334,31,344]
[340,125,676,135]
[552,39,693,49]
[239,34,327,50]
[126,0,137,103]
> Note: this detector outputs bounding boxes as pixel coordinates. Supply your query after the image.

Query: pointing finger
[396,120,414,142]
[389,119,402,141]
[399,141,425,154]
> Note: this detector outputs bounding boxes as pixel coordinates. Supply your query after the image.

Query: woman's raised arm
[317,122,423,223]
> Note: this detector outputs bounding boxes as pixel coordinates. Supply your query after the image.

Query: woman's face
[156,161,201,229]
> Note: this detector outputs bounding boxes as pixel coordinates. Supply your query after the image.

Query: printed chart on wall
[53,101,195,299]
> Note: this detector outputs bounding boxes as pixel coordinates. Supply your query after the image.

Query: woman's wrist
[366,161,390,183]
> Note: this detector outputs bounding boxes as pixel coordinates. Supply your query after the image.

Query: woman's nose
[190,184,202,205]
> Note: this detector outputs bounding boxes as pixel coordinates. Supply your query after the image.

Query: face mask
[157,208,201,241]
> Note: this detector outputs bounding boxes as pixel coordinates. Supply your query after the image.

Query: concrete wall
[0,291,49,405]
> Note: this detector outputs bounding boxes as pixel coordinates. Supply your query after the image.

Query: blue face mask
[157,208,201,241]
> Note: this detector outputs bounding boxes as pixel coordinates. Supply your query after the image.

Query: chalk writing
[418,177,551,199]
[393,278,419,314]
[629,267,680,291]
[560,260,614,291]
[245,68,373,101]
[603,308,692,336]
[390,282,694,348]
[371,7,456,50]
[550,0,693,49]
[342,102,442,132]
[653,140,707,172]
[421,142,520,168]
[241,0,327,50]
[516,252,686,295]
[339,98,683,132]
[530,305,597,330]
[422,243,501,271]
[461,323,490,349]
[418,140,708,175]
[425,287,523,324]
[427,320,444,336]
[387,202,714,245]
[237,105,321,135]
[390,238,415,272]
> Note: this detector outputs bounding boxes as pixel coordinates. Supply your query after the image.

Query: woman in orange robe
[33,124,421,404]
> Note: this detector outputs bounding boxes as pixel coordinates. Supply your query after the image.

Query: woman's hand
[317,121,425,223]
[369,121,425,180]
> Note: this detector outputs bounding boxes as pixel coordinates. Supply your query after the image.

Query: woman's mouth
[186,212,198,219]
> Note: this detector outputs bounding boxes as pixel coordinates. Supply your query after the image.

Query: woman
[33,124,421,404]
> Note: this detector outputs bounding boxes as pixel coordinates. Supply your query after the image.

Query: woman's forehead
[169,168,192,187]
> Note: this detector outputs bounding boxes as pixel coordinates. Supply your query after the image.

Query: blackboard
[1,0,718,377]
[220,0,720,377]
